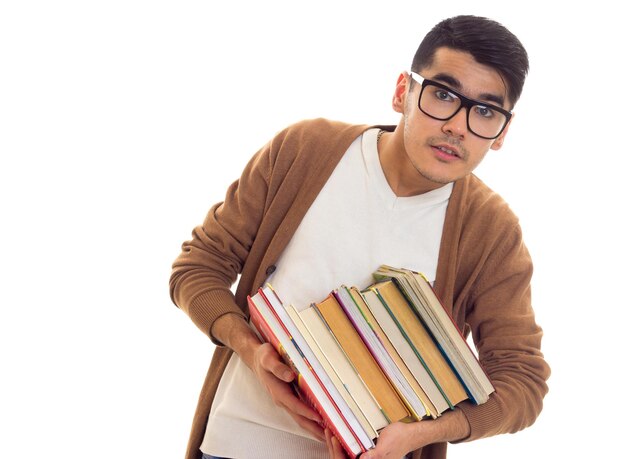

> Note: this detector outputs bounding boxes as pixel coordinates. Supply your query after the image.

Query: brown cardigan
[170,118,550,459]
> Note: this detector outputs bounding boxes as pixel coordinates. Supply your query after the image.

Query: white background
[1,1,624,457]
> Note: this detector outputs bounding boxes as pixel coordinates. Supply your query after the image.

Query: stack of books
[247,265,494,458]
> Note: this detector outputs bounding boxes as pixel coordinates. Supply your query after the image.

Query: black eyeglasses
[409,72,512,140]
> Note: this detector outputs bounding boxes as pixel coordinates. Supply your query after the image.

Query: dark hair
[411,15,529,108]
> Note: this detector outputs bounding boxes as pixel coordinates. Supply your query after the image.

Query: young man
[169,15,550,459]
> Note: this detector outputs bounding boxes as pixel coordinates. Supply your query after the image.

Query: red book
[248,288,371,458]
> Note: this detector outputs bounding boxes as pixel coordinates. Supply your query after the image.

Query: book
[373,265,495,404]
[356,287,444,417]
[248,287,372,458]
[247,264,494,457]
[315,293,411,424]
[285,302,378,442]
[297,303,390,432]
[259,286,376,448]
[334,285,428,421]
[371,279,469,408]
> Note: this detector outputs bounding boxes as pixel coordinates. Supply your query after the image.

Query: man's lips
[432,143,462,159]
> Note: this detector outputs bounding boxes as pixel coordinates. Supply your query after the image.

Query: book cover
[315,293,411,424]
[285,302,378,442]
[259,285,375,449]
[334,285,427,421]
[360,288,449,417]
[374,266,495,404]
[248,291,367,458]
[297,304,390,432]
[347,286,437,419]
[411,272,494,403]
[372,280,469,407]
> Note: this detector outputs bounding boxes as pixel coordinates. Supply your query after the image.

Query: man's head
[411,15,528,108]
[383,16,529,195]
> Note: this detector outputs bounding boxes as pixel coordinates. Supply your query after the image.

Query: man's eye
[475,105,494,118]
[434,90,455,102]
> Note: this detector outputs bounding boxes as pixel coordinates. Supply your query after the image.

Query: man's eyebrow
[431,72,462,89]
[430,72,506,107]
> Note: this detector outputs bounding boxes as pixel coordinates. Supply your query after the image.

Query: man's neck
[377,130,449,197]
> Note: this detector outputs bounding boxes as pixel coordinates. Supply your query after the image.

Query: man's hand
[211,313,324,441]
[360,422,416,459]
[325,409,470,459]
[325,422,413,459]
[251,342,325,440]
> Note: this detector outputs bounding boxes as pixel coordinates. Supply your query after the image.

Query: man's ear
[490,112,515,151]
[392,72,411,114]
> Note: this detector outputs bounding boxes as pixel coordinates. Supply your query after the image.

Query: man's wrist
[211,312,261,367]
[411,408,470,447]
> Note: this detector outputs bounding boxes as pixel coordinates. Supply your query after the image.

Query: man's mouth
[433,145,461,158]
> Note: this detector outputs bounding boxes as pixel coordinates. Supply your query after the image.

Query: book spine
[248,296,360,459]
[333,288,422,421]
[292,375,359,459]
[258,288,369,450]
[373,287,454,409]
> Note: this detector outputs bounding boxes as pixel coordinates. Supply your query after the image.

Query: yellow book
[315,293,411,424]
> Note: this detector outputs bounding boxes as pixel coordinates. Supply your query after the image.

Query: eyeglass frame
[408,71,513,140]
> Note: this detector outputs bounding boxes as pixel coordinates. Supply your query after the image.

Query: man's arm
[455,221,550,440]
[168,127,324,436]
[169,129,277,339]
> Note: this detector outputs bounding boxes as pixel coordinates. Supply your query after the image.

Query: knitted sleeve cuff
[452,397,504,443]
[186,289,247,345]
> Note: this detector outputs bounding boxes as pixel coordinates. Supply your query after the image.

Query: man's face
[393,47,513,190]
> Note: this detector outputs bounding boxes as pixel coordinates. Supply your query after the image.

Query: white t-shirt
[201,128,453,458]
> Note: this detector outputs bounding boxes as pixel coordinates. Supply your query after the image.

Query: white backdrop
[1,1,624,457]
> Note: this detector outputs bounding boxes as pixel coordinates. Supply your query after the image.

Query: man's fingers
[254,343,325,440]
[257,343,295,382]
[325,428,348,459]
[287,392,322,423]
[271,381,321,424]
[293,416,324,442]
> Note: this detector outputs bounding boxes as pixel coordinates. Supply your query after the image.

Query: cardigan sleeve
[168,138,274,343]
[169,119,368,345]
[455,213,550,441]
